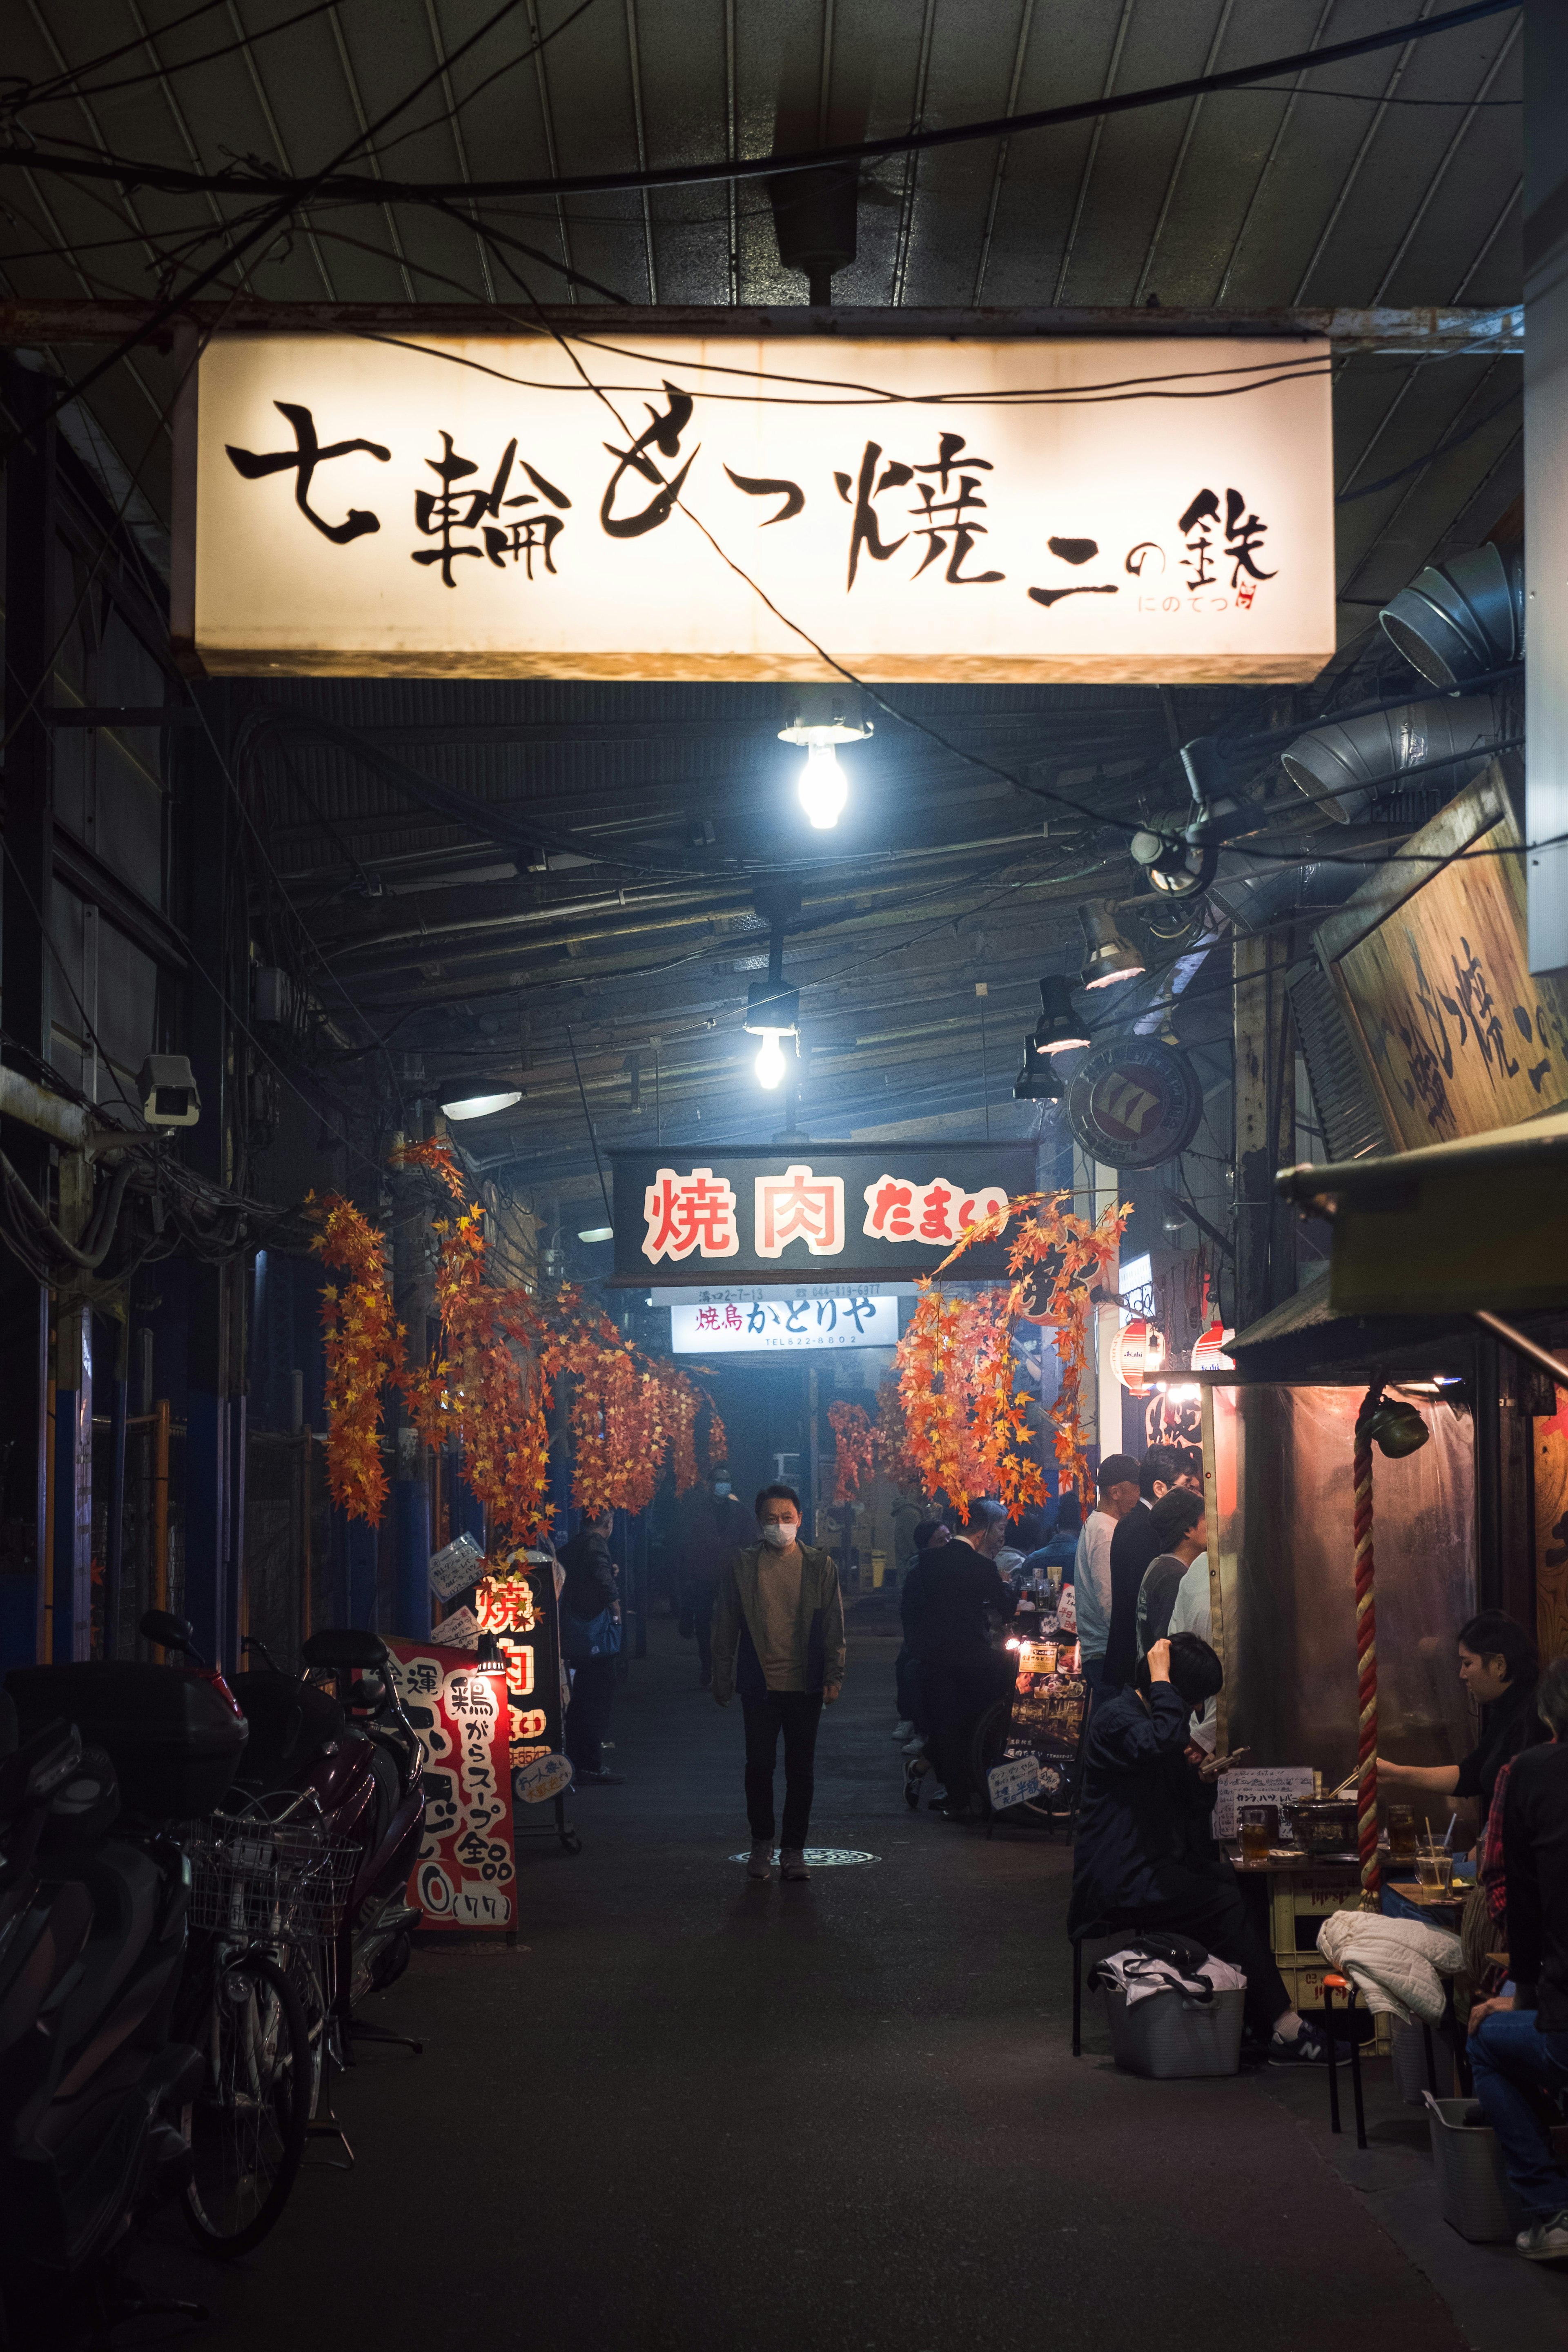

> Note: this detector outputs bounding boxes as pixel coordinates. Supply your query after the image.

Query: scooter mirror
[140,1608,200,1657]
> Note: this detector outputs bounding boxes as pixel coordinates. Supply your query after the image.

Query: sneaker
[575,1767,624,1785]
[892,1720,915,1742]
[1517,2211,1568,2262]
[903,1736,927,1757]
[1269,2024,1327,2065]
[779,1849,810,1881]
[746,1842,773,1881]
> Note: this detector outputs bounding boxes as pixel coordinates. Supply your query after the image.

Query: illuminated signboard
[670,1294,899,1353]
[174,332,1333,681]
[610,1143,1037,1285]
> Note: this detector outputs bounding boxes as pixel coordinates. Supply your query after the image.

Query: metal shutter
[1287,959,1393,1162]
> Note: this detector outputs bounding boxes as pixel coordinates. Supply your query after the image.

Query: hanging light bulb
[779,686,872,833]
[754,1031,789,1089]
[798,737,848,829]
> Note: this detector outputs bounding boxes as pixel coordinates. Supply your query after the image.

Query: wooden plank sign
[385,1637,517,1932]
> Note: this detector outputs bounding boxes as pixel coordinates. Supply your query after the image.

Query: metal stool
[1322,1972,1367,2149]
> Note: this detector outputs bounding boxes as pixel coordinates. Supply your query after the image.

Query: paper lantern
[1113,1317,1166,1395]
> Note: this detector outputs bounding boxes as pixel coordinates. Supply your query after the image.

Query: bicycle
[176,1813,357,2255]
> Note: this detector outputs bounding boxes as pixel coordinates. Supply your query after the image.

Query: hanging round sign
[1065,1036,1204,1170]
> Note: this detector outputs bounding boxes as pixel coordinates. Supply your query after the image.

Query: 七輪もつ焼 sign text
[174,333,1334,682]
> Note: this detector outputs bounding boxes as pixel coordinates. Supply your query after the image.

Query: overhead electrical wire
[0,1,1516,207]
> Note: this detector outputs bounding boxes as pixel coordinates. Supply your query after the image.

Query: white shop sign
[1214,1767,1316,1842]
[175,333,1333,682]
[669,1294,899,1353]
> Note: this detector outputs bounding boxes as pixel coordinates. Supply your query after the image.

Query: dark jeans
[1102,1866,1292,2043]
[564,1655,617,1773]
[895,1645,927,1732]
[742,1691,823,1851]
[1469,2010,1568,2219]
[922,1642,1009,1809]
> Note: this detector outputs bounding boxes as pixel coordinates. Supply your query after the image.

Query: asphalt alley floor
[139,1623,1568,2352]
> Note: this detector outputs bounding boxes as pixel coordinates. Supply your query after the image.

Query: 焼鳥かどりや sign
[670,1294,899,1352]
[610,1142,1037,1285]
[175,332,1333,682]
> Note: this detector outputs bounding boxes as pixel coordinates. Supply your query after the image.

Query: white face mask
[713,1480,732,1497]
[762,1519,799,1548]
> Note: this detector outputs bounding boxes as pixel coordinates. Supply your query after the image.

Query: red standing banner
[385,1637,517,1932]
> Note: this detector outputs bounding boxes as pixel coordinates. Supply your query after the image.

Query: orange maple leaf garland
[313,1194,405,1526]
[826,1400,877,1504]
[891,1190,1127,1517]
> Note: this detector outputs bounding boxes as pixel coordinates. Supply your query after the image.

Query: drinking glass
[1238,1806,1272,1864]
[1388,1805,1418,1863]
[1416,1853,1454,1897]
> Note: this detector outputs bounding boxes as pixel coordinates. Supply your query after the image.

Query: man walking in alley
[906,1499,1018,1822]
[711,1484,844,1883]
[1468,1654,1568,2261]
[679,1461,757,1688]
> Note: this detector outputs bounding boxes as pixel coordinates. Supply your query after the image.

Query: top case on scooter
[6,1664,248,1820]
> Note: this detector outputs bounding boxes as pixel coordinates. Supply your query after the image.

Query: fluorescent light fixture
[577,1225,614,1243]
[441,1088,522,1120]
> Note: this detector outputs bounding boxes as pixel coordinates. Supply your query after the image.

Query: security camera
[137,1054,202,1128]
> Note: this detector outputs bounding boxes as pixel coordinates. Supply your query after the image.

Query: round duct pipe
[1378,543,1522,688]
[1280,695,1498,826]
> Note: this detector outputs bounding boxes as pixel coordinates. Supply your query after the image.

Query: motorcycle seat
[302,1628,388,1672]
[230,1672,345,1786]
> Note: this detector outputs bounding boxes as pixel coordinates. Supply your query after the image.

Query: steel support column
[1526,0,1568,978]
[1233,935,1296,1333]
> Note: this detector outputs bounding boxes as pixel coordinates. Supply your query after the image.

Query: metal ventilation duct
[1285,960,1394,1163]
[1280,695,1497,825]
[1378,543,1523,688]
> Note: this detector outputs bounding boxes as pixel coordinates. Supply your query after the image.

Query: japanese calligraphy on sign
[178,334,1333,682]
[616,1143,1036,1285]
[1316,772,1568,1151]
[386,1637,516,1933]
[670,1294,899,1354]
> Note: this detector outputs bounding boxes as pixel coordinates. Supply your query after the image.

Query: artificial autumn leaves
[313,1141,717,1541]
[830,1191,1126,1519]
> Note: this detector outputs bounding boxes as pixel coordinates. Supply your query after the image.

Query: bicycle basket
[184,1817,360,1942]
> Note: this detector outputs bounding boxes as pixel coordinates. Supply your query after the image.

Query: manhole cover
[728,1848,878,1866]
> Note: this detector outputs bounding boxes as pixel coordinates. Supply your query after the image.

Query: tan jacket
[710,1540,846,1704]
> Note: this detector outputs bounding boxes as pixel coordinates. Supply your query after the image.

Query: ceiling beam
[0,301,1523,354]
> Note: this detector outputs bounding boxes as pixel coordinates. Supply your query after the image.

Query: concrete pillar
[1526,0,1568,977]
[0,361,56,1667]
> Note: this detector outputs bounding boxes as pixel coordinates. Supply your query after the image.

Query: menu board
[1214,1767,1315,1842]
[385,1637,517,1932]
[475,1559,570,1808]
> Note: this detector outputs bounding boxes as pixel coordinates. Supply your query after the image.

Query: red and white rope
[1352,1422,1379,1907]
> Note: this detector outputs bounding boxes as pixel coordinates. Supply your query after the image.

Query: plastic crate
[1423,2094,1568,2243]
[1101,1983,1244,2079]
[1391,2018,1455,2106]
[1269,1869,1368,1960]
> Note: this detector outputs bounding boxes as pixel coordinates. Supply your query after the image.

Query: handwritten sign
[987,1754,1043,1813]
[385,1637,516,1933]
[177,332,1333,683]
[1213,1767,1315,1843]
[428,1530,485,1603]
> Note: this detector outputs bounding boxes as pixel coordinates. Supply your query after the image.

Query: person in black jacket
[560,1508,623,1785]
[1102,1445,1201,1692]
[1068,1632,1325,2060]
[906,1500,1016,1821]
[1468,1655,1568,2261]
[1380,1610,1546,1833]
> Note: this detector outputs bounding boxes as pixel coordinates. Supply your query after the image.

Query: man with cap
[1074,1454,1141,1695]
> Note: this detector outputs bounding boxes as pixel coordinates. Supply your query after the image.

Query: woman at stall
[1379,1611,1546,1831]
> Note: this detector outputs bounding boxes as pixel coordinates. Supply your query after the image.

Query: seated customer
[1067,1632,1325,2062]
[1468,1654,1568,2263]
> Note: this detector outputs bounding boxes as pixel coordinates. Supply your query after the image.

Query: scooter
[0,1681,216,2345]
